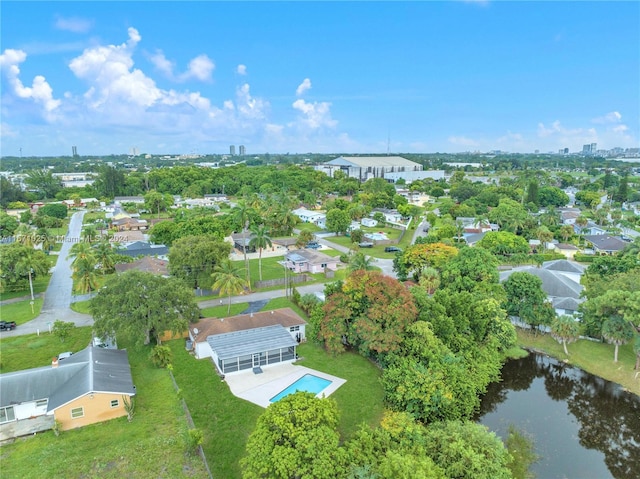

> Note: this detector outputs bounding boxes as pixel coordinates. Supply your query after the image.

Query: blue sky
[1,1,638,157]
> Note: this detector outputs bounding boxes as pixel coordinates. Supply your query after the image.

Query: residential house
[112,217,148,232]
[315,156,423,182]
[371,208,403,224]
[361,218,378,227]
[189,308,306,374]
[0,346,135,440]
[114,196,145,205]
[583,235,628,255]
[117,241,169,259]
[292,207,326,228]
[114,256,169,276]
[62,198,100,208]
[554,243,579,259]
[284,249,339,274]
[500,261,585,318]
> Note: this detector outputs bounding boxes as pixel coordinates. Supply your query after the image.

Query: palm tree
[347,252,375,273]
[82,224,98,243]
[575,216,588,244]
[559,225,574,243]
[249,224,272,281]
[295,230,315,249]
[68,242,99,293]
[550,315,581,356]
[93,240,117,274]
[601,315,635,363]
[536,226,553,250]
[15,224,35,247]
[232,200,253,290]
[211,260,248,314]
[419,267,440,294]
[16,248,49,301]
[36,227,55,253]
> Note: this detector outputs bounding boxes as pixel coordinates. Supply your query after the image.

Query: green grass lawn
[0,274,50,301]
[0,298,44,326]
[296,343,385,438]
[70,299,92,314]
[167,340,263,479]
[297,223,322,233]
[83,211,106,223]
[200,302,249,318]
[0,331,208,478]
[517,329,639,395]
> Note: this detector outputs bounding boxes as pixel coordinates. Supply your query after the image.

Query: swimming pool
[269,374,332,403]
[365,232,388,240]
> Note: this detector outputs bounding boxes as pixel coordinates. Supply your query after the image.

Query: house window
[290,326,300,332]
[321,263,327,268]
[35,399,48,408]
[0,406,15,424]
[110,399,119,408]
[71,407,84,419]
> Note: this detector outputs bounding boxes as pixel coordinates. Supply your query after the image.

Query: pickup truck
[0,321,17,331]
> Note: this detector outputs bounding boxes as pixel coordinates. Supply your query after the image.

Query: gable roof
[207,325,298,360]
[0,347,135,411]
[192,307,306,341]
[326,156,421,168]
[286,249,336,265]
[118,241,168,257]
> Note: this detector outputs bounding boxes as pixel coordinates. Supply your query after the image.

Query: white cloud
[183,55,214,82]
[54,15,93,34]
[296,78,312,96]
[237,64,247,75]
[235,83,269,120]
[291,99,337,130]
[0,48,61,119]
[149,50,214,82]
[592,111,622,124]
[612,124,628,133]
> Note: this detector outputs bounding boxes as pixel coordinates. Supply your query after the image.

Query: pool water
[269,374,332,403]
[365,232,388,240]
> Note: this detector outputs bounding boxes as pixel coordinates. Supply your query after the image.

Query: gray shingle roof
[207,325,297,360]
[552,297,583,310]
[583,235,628,252]
[500,267,583,299]
[543,259,585,274]
[0,347,135,411]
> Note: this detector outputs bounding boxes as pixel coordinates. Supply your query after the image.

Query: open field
[517,329,639,395]
[0,330,208,478]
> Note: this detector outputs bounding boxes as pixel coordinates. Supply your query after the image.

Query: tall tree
[24,169,62,199]
[601,315,635,363]
[211,260,248,314]
[231,200,254,289]
[550,315,581,355]
[325,208,351,236]
[144,190,167,219]
[168,235,231,290]
[348,251,375,273]
[68,242,99,293]
[241,393,345,479]
[16,247,50,300]
[249,224,272,281]
[91,271,199,346]
[503,271,554,333]
[440,247,499,294]
[0,243,49,292]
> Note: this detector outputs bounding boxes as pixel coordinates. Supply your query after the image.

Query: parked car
[58,351,73,360]
[358,242,374,248]
[384,246,402,253]
[0,321,17,331]
[306,241,321,249]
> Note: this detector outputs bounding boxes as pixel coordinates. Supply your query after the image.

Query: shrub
[150,345,173,368]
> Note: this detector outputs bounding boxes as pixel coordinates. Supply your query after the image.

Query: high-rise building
[590,143,597,153]
[239,145,246,156]
[230,145,236,156]
[564,148,569,154]
[72,146,78,157]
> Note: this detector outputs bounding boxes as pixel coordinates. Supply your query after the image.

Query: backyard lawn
[0,330,209,478]
[517,329,640,395]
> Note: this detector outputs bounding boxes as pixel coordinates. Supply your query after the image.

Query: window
[289,326,300,332]
[321,263,327,268]
[110,399,119,408]
[35,399,48,408]
[71,407,84,419]
[0,406,15,424]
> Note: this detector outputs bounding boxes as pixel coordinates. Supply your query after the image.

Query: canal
[477,352,640,479]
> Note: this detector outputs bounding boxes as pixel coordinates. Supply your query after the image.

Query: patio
[223,362,346,408]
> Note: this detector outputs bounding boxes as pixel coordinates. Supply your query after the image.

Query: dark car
[358,242,374,248]
[306,242,320,249]
[384,246,402,253]
[0,321,17,331]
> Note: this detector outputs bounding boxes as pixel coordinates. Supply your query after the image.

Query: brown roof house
[115,256,169,276]
[189,308,306,375]
[284,249,339,274]
[0,346,136,440]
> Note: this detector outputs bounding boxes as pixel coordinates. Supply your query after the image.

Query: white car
[58,351,73,360]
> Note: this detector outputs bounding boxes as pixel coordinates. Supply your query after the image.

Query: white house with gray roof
[0,346,135,439]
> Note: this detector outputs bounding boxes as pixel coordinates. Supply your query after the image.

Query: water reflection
[477,353,640,479]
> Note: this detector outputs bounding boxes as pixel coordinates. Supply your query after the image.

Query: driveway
[1,210,94,338]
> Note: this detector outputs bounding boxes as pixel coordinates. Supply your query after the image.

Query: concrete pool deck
[223,362,346,408]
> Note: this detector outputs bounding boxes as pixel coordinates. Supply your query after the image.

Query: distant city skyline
[1,1,638,157]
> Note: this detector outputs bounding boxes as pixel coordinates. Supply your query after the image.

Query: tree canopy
[91,271,199,347]
[168,235,231,290]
